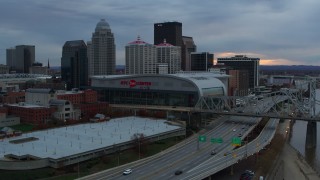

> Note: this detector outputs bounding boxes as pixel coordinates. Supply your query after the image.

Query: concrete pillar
[305,121,317,149]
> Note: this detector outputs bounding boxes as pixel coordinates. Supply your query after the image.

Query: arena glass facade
[90,73,227,107]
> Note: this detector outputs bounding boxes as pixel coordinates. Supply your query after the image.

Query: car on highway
[211,150,216,155]
[123,169,132,175]
[175,170,183,175]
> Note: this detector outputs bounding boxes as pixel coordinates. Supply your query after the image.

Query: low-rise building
[5,103,54,125]
[0,113,20,127]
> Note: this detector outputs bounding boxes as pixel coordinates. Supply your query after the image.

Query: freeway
[79,97,279,180]
[80,114,261,180]
[180,118,279,180]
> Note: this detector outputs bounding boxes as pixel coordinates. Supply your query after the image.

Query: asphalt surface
[79,97,281,180]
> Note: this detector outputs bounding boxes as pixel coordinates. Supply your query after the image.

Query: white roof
[0,117,180,160]
[172,72,227,96]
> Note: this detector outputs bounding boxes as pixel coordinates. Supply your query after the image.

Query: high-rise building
[190,52,214,71]
[217,55,260,88]
[6,45,35,73]
[228,69,249,96]
[181,36,197,71]
[154,22,182,46]
[89,19,115,76]
[6,48,15,70]
[61,40,88,90]
[156,39,181,74]
[125,36,157,74]
[86,41,93,76]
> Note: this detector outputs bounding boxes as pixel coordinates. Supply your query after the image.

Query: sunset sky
[0,0,319,66]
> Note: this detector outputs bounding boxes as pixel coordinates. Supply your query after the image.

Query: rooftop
[0,117,181,160]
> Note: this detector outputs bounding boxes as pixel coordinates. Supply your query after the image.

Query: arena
[90,72,229,107]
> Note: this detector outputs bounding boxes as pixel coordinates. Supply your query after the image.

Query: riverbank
[268,120,320,180]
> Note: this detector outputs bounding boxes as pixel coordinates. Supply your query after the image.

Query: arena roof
[91,72,228,96]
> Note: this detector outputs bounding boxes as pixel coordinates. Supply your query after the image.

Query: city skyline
[0,0,319,66]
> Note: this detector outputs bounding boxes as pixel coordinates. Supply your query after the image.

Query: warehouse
[90,72,228,107]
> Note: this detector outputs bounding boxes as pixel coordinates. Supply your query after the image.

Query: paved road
[80,97,279,180]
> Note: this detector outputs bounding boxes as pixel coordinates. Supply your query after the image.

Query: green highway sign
[211,138,223,143]
[198,135,206,142]
[232,137,241,146]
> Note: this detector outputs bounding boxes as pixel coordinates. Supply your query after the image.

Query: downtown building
[154,22,182,46]
[125,36,157,74]
[181,36,197,71]
[87,19,116,77]
[156,39,181,74]
[154,22,196,71]
[217,55,260,89]
[190,52,214,71]
[125,37,181,75]
[6,45,35,73]
[61,40,88,90]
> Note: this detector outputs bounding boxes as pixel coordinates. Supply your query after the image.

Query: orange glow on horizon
[260,59,297,65]
[216,52,297,66]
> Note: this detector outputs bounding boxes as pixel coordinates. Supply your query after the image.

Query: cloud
[0,0,319,66]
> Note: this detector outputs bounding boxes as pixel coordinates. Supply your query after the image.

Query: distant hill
[260,65,320,76]
[260,65,320,71]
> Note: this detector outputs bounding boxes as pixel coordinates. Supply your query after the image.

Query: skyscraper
[16,45,35,73]
[6,45,35,73]
[6,48,15,70]
[181,36,197,71]
[190,52,214,71]
[125,36,157,74]
[217,55,260,88]
[154,22,182,46]
[61,40,88,90]
[156,39,181,74]
[89,19,116,76]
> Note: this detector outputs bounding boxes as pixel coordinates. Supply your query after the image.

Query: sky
[0,0,319,67]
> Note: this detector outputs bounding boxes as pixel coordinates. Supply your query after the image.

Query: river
[289,89,320,173]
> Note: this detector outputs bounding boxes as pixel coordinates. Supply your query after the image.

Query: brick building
[5,104,55,125]
[57,89,108,119]
[0,91,25,104]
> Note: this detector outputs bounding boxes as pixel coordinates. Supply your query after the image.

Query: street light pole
[138,139,141,159]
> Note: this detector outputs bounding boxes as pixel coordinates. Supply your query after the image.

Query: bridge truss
[195,77,320,121]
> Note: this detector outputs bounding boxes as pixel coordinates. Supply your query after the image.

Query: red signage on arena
[120,80,152,88]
